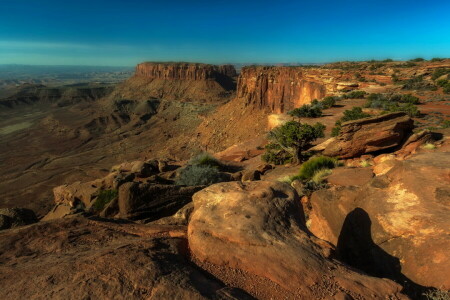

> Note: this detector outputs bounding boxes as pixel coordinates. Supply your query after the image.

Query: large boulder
[308,151,450,291]
[188,181,406,299]
[118,183,204,221]
[0,217,252,299]
[323,112,414,158]
[0,208,38,230]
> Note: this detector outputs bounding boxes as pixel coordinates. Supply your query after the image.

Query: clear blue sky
[0,0,449,66]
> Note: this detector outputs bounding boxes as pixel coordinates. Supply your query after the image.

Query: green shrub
[321,96,339,109]
[436,79,448,87]
[410,57,425,62]
[176,165,224,186]
[364,93,421,117]
[431,68,450,80]
[342,90,367,99]
[295,156,338,181]
[189,153,221,168]
[331,107,371,136]
[264,121,325,164]
[311,168,332,184]
[442,120,450,128]
[423,288,450,300]
[430,58,444,62]
[92,189,118,211]
[402,75,437,91]
[288,104,322,118]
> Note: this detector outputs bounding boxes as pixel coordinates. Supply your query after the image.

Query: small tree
[265,121,325,164]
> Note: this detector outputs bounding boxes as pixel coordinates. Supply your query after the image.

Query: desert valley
[0,58,449,299]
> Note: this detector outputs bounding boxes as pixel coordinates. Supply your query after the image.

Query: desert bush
[436,79,450,94]
[263,121,325,164]
[320,96,339,109]
[423,288,450,300]
[331,107,371,136]
[311,168,332,184]
[391,74,400,83]
[410,57,425,62]
[431,68,450,80]
[342,90,367,99]
[189,152,221,168]
[402,75,437,91]
[364,93,421,117]
[442,120,450,128]
[293,156,338,181]
[288,104,322,118]
[176,165,224,186]
[430,58,444,62]
[92,189,118,211]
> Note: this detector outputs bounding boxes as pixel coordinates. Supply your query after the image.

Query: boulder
[241,170,261,182]
[0,217,251,299]
[188,181,406,299]
[308,151,450,290]
[152,202,194,226]
[323,112,414,158]
[118,183,204,221]
[0,208,38,230]
[395,129,433,159]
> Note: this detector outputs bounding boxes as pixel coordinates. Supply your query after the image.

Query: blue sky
[0,0,449,66]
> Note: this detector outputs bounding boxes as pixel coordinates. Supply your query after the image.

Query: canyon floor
[0,61,449,299]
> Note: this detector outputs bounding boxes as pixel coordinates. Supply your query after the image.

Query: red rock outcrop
[308,151,450,290]
[237,66,327,113]
[323,112,414,158]
[188,181,406,299]
[135,62,236,81]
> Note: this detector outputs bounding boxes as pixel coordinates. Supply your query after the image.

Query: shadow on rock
[335,207,432,299]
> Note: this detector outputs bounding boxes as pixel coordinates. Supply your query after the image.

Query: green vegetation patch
[92,189,118,211]
[331,107,371,136]
[263,121,325,164]
[293,156,338,181]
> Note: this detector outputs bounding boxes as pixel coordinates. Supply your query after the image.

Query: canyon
[0,59,449,299]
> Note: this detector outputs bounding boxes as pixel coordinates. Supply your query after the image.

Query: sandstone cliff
[111,62,237,102]
[237,66,327,113]
[135,62,236,80]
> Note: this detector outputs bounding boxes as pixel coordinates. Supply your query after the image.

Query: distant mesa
[135,62,237,80]
[111,62,237,102]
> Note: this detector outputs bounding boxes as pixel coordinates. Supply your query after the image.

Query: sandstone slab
[189,181,406,299]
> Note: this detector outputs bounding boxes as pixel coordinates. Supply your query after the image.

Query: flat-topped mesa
[237,66,327,113]
[135,62,237,81]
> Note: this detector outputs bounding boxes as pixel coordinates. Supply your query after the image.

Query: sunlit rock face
[237,66,327,113]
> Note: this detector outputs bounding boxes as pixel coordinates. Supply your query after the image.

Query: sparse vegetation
[423,289,450,300]
[175,165,224,186]
[402,75,437,91]
[311,168,332,184]
[320,96,339,109]
[288,104,322,118]
[422,143,436,150]
[431,68,450,80]
[342,90,367,99]
[189,152,221,168]
[430,58,445,62]
[331,107,371,136]
[410,57,425,62]
[364,93,421,117]
[293,156,338,181]
[263,121,325,164]
[92,189,118,211]
[360,160,372,167]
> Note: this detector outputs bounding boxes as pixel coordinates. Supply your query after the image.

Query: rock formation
[237,66,327,113]
[323,112,414,158]
[0,217,253,299]
[135,62,236,80]
[188,181,406,299]
[110,62,237,103]
[308,151,450,290]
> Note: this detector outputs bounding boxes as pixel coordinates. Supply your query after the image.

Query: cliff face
[111,62,236,103]
[135,62,236,81]
[237,66,327,113]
